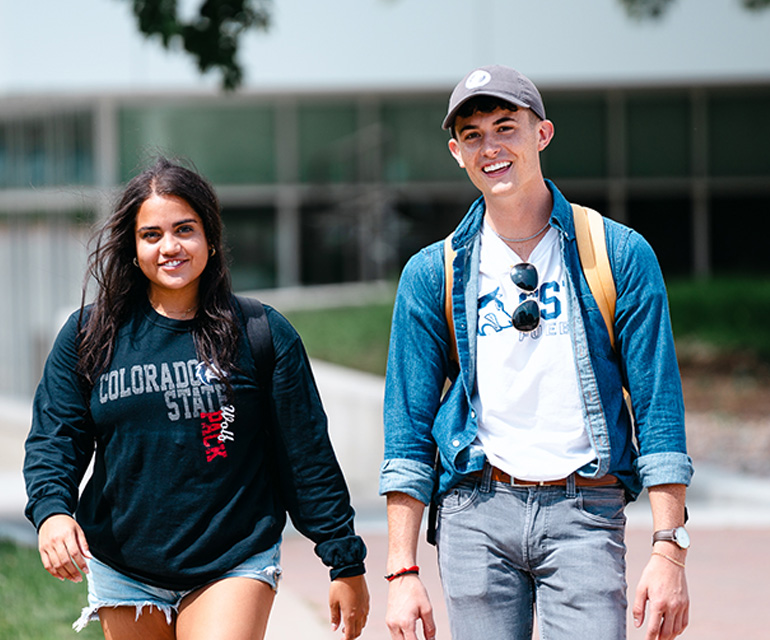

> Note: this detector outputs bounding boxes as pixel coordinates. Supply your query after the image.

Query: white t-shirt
[472,220,596,481]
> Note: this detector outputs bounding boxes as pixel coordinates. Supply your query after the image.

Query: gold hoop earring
[133,258,139,267]
[209,247,216,257]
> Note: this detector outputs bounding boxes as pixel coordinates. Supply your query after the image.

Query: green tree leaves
[621,0,770,20]
[128,0,271,90]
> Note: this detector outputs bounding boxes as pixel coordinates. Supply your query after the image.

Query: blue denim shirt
[380,181,693,503]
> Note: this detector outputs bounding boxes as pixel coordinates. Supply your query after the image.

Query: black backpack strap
[426,466,439,546]
[235,295,275,387]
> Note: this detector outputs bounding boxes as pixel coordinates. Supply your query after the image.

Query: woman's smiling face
[134,193,209,303]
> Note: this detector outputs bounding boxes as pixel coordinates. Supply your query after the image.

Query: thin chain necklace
[490,219,550,243]
[150,300,197,319]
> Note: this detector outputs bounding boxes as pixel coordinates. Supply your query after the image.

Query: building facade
[2,0,769,397]
[2,81,769,395]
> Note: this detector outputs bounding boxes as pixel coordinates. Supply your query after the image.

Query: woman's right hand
[37,514,91,582]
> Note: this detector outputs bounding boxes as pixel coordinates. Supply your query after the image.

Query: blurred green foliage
[621,0,770,19]
[127,0,271,90]
[0,540,102,639]
[285,300,395,377]
[667,276,770,361]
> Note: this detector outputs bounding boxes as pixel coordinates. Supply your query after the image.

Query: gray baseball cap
[442,65,546,130]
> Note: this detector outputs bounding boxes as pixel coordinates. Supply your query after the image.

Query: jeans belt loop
[480,461,493,494]
[566,472,577,498]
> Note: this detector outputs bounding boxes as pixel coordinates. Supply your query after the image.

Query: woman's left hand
[329,574,370,639]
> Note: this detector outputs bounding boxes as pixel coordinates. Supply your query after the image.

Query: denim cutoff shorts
[73,539,282,632]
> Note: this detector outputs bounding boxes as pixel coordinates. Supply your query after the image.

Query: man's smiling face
[448,106,553,199]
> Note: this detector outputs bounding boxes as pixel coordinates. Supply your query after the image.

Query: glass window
[381,98,460,183]
[709,91,770,177]
[711,195,770,273]
[391,198,471,271]
[72,113,94,185]
[300,201,361,283]
[297,102,358,183]
[119,104,275,185]
[541,95,607,179]
[626,94,690,177]
[222,206,276,290]
[21,122,46,187]
[0,210,93,395]
[627,196,692,277]
[0,112,94,188]
[0,125,7,188]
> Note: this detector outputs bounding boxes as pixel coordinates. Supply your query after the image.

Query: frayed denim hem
[223,564,282,592]
[72,569,281,631]
[72,601,176,632]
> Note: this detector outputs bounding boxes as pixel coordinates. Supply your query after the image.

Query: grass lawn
[667,276,770,362]
[284,298,396,376]
[0,540,102,639]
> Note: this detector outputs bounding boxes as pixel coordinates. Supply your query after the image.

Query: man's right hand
[385,574,436,640]
[37,514,91,583]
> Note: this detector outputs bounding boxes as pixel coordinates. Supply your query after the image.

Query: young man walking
[380,65,693,640]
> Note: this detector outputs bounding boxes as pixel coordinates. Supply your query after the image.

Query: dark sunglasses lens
[510,263,538,292]
[512,299,540,332]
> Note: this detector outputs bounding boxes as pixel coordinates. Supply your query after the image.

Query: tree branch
[127,0,271,90]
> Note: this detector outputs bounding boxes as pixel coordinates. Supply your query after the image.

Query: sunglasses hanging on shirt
[510,262,541,332]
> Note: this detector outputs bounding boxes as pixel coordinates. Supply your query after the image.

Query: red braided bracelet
[385,565,420,581]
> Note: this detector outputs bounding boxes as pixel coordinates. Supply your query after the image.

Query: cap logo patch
[465,70,491,89]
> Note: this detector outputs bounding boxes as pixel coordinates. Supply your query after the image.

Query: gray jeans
[436,470,628,640]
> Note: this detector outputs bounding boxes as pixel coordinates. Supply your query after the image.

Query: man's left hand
[632,552,689,639]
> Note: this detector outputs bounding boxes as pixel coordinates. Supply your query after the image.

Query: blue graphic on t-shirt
[478,280,564,336]
[539,281,561,320]
[478,287,513,335]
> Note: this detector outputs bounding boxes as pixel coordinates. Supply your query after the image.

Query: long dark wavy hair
[77,157,241,387]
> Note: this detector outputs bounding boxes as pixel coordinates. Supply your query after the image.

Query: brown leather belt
[471,466,620,488]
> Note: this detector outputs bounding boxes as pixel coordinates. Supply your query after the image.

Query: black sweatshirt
[24,300,366,590]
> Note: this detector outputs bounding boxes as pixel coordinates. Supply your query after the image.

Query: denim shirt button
[470,409,476,419]
[452,439,461,447]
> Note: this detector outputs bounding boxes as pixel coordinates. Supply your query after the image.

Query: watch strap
[652,529,676,545]
[652,526,690,549]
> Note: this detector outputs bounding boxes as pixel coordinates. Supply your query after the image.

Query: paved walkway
[274,473,770,640]
[3,394,769,639]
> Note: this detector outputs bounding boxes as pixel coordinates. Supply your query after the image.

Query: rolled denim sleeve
[612,229,694,488]
[379,458,435,505]
[635,451,694,488]
[379,246,449,501]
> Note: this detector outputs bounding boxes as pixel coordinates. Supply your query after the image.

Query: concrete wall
[312,361,385,518]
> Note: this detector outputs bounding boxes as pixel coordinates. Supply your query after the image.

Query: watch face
[674,527,691,549]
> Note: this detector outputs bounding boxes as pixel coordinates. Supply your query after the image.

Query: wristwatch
[652,526,690,549]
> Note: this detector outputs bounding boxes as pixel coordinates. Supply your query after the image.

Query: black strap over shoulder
[235,295,275,387]
[236,296,294,509]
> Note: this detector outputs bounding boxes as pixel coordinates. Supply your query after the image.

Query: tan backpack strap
[572,204,617,350]
[444,233,458,364]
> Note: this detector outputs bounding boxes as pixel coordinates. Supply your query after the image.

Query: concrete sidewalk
[4,393,770,639]
[276,471,770,640]
[279,515,770,640]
